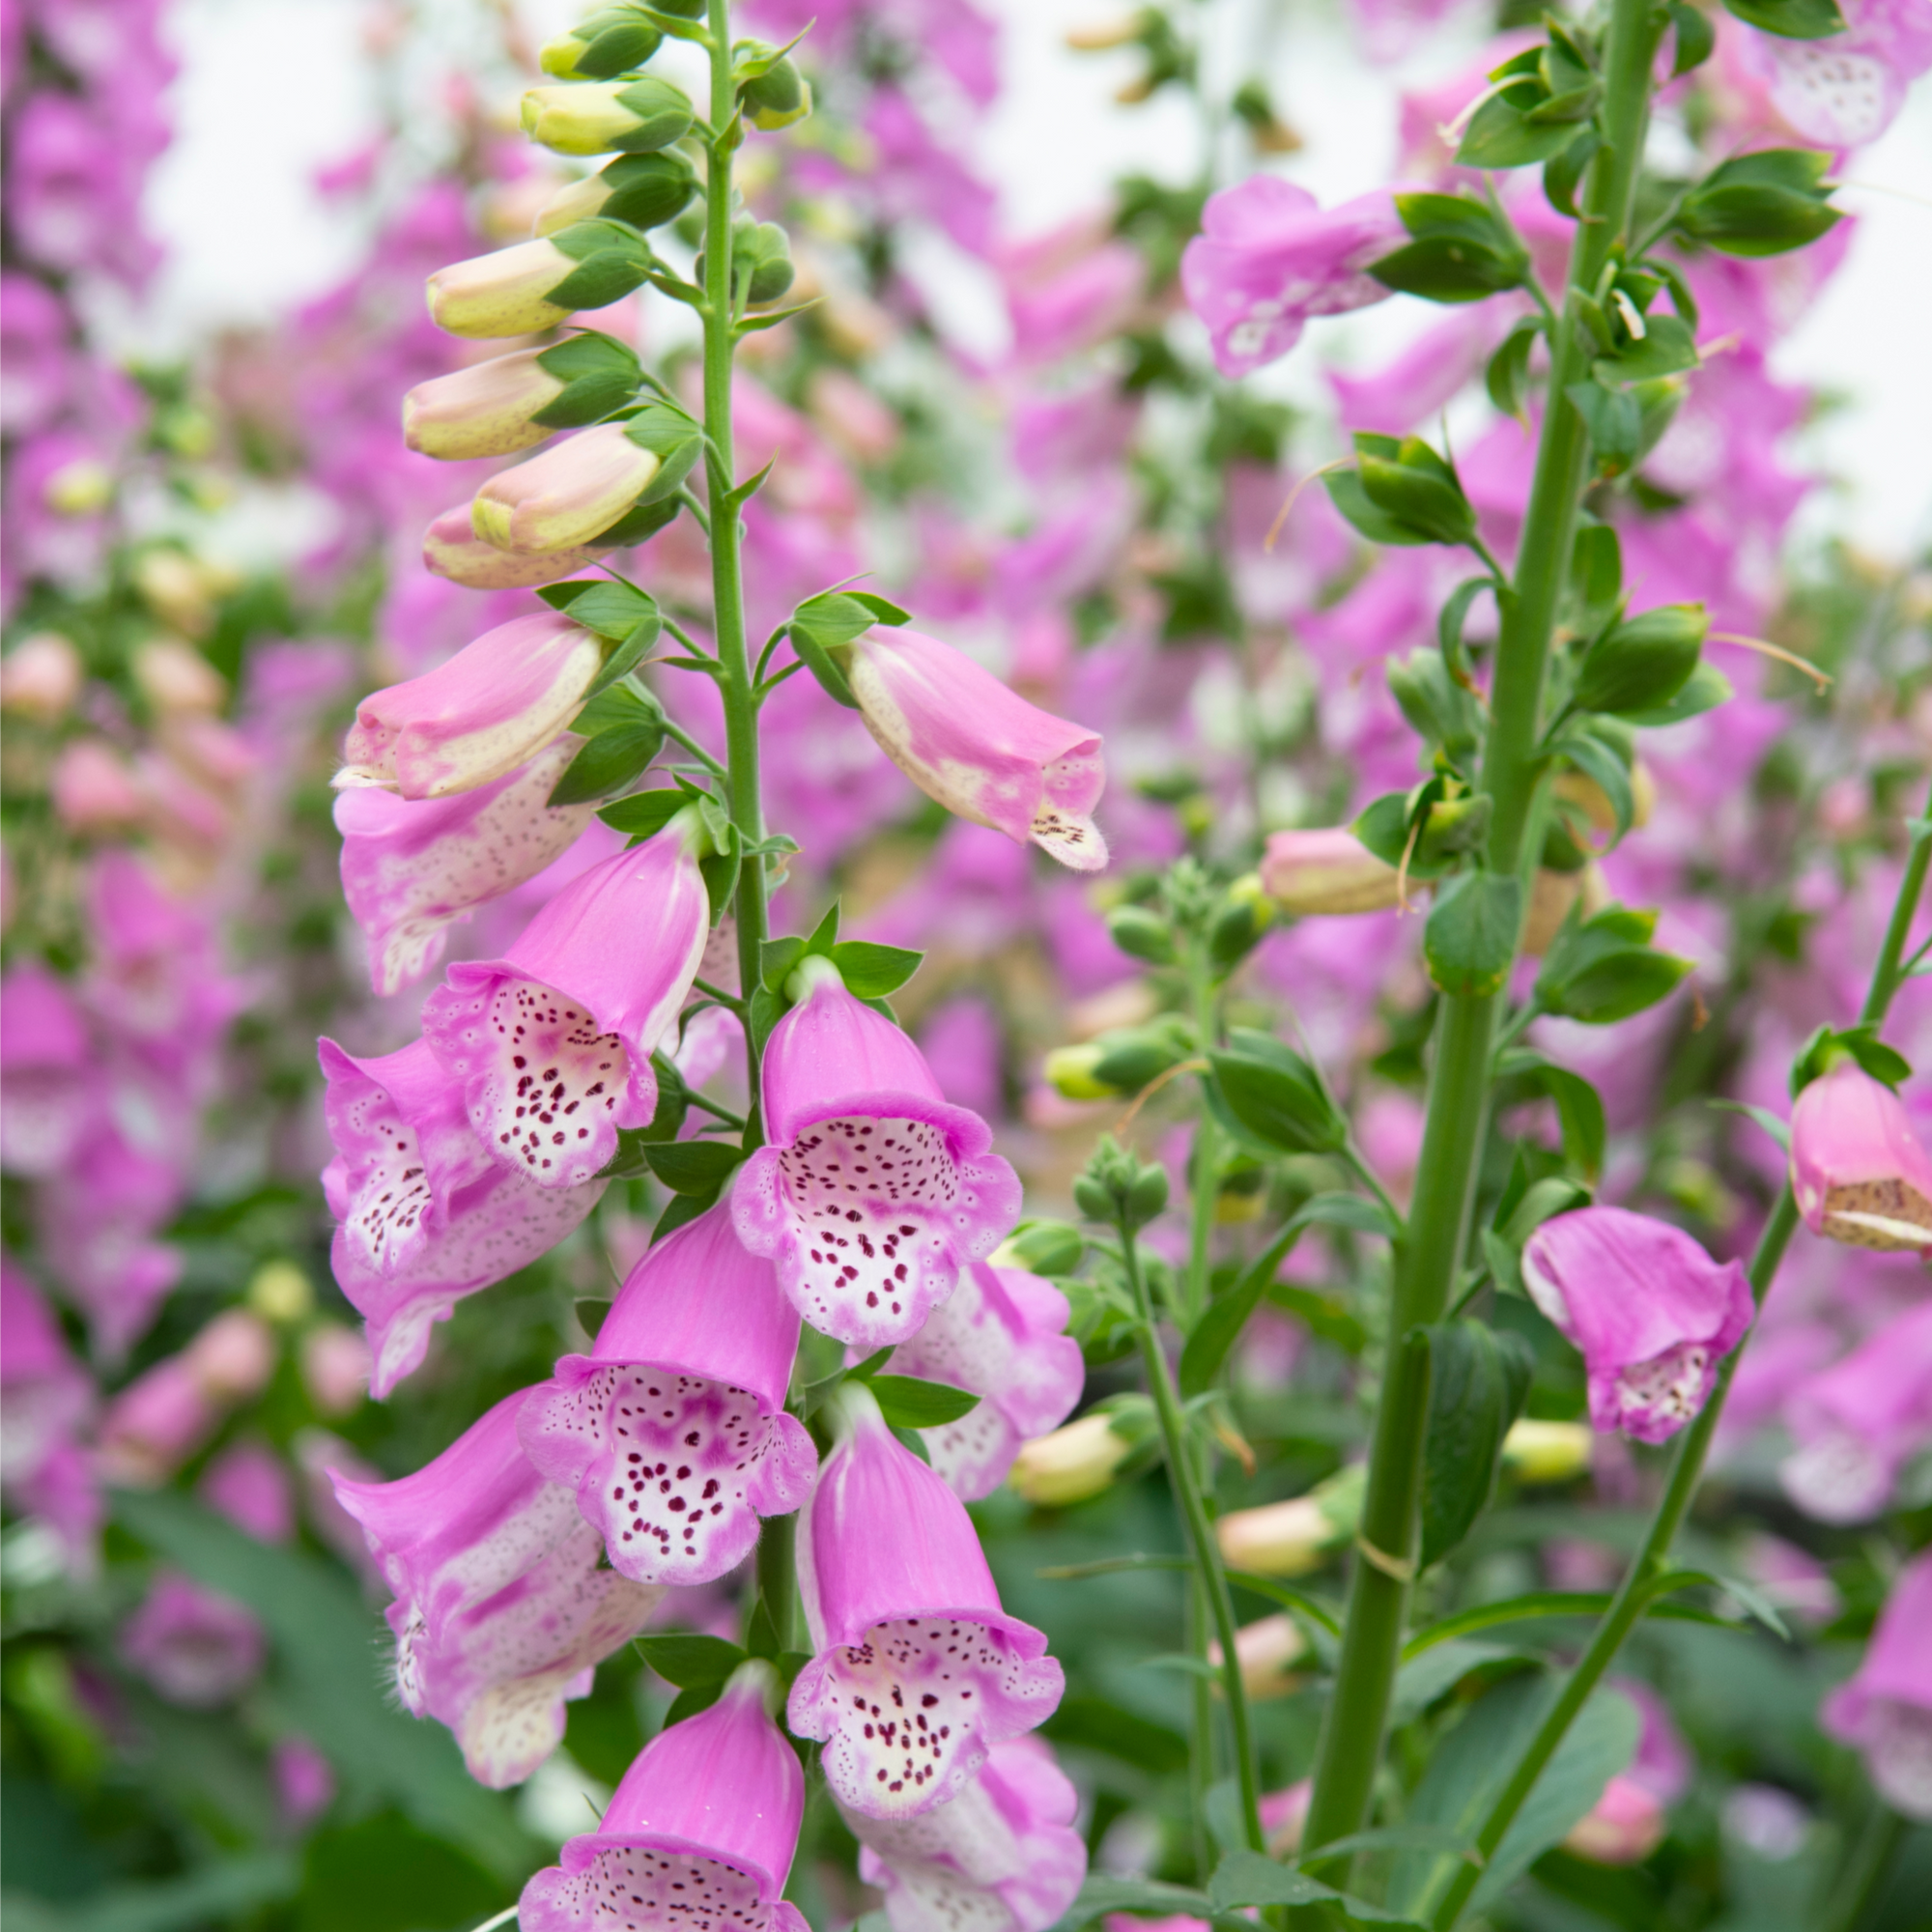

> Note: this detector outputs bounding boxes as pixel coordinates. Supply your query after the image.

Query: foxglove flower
[1180,177,1406,380]
[0,1261,97,1558]
[879,1262,1083,1499]
[1822,1549,1932,1820]
[1737,0,1932,150]
[1260,828,1402,915]
[422,503,613,590]
[788,1383,1064,1819]
[427,224,647,338]
[1562,1776,1666,1865]
[471,422,661,554]
[421,813,710,1190]
[120,1571,266,1708]
[320,1037,606,1395]
[520,1659,807,1932]
[1790,1058,1932,1252]
[328,1390,662,1788]
[1522,1208,1753,1444]
[334,610,606,800]
[842,628,1108,871]
[732,963,1022,1348]
[403,348,571,461]
[845,1736,1087,1932]
[1779,1303,1932,1523]
[0,963,93,1176]
[334,738,597,996]
[519,1204,817,1585]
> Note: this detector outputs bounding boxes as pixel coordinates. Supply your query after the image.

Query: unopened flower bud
[1500,1418,1593,1484]
[1791,1057,1932,1253]
[1216,1464,1363,1576]
[1208,1612,1309,1700]
[300,1322,371,1416]
[540,7,664,79]
[1208,871,1275,968]
[533,151,697,238]
[427,219,650,339]
[1523,863,1609,955]
[988,1220,1086,1275]
[403,348,568,461]
[131,638,227,716]
[0,632,84,721]
[1552,760,1655,834]
[185,1309,276,1401]
[1044,1043,1112,1101]
[43,455,113,515]
[470,420,663,554]
[1563,1775,1665,1864]
[135,550,234,637]
[422,503,613,588]
[51,739,145,831]
[245,1260,312,1324]
[740,53,811,130]
[1107,902,1174,964]
[1261,827,1402,915]
[520,76,694,156]
[1009,1403,1151,1506]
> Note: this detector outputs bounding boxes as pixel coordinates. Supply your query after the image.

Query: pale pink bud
[1260,827,1401,915]
[300,1322,371,1416]
[1208,1612,1309,1701]
[470,422,661,554]
[185,1309,276,1401]
[402,348,566,462]
[1260,1778,1312,1857]
[1215,1465,1363,1575]
[0,632,85,721]
[426,237,579,338]
[1790,1058,1932,1252]
[131,638,228,716]
[50,739,145,831]
[1562,1775,1666,1864]
[422,503,613,589]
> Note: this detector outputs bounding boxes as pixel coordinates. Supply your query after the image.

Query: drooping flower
[119,1571,267,1708]
[841,627,1108,871]
[1208,1613,1311,1701]
[788,1382,1064,1819]
[1735,0,1932,150]
[519,1659,808,1932]
[844,1736,1088,1932]
[1007,1408,1141,1507]
[1521,1208,1754,1443]
[420,812,711,1190]
[878,1261,1083,1500]
[327,1389,663,1788]
[0,962,94,1176]
[1821,1549,1932,1820]
[319,1037,607,1395]
[422,503,614,590]
[519,1203,817,1585]
[1789,1057,1932,1252]
[1215,1465,1365,1574]
[334,737,597,996]
[1260,827,1404,915]
[1778,1303,1932,1523]
[333,609,606,800]
[731,961,1023,1348]
[471,422,662,554]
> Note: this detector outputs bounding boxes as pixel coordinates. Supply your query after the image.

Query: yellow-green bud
[1009,1411,1136,1507]
[1215,1465,1364,1576]
[1500,1418,1593,1484]
[1043,1043,1112,1102]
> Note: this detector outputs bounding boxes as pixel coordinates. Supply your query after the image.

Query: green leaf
[641,1139,743,1194]
[591,495,682,549]
[1544,128,1601,218]
[827,940,923,999]
[634,1632,747,1687]
[1062,1877,1215,1926]
[558,580,658,640]
[1621,658,1731,726]
[1324,467,1432,547]
[597,786,696,838]
[1667,2,1717,72]
[548,724,666,805]
[1207,1029,1348,1155]
[1551,726,1635,841]
[584,618,665,698]
[1566,379,1642,476]
[1179,1221,1304,1398]
[1370,235,1524,303]
[1575,603,1707,716]
[1208,1853,1426,1926]
[1677,146,1842,256]
[1041,1696,1189,1774]
[1416,1320,1535,1569]
[1458,88,1583,168]
[297,1815,502,1932]
[866,1374,981,1429]
[1710,1096,1792,1152]
[576,1297,611,1339]
[661,1680,724,1724]
[1497,1051,1606,1180]
[1357,435,1476,545]
[1485,320,1540,421]
[1424,871,1522,999]
[1721,0,1845,37]
[1594,312,1699,386]
[787,591,892,707]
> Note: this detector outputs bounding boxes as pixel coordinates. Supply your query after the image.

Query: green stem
[1297,0,1664,1874]
[1185,952,1223,1330]
[1823,1803,1904,1932]
[1861,779,1932,1025]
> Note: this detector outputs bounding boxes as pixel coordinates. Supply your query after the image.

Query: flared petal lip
[545,1349,789,1421]
[805,1601,1052,1661]
[769,1088,996,1161]
[555,1831,781,1904]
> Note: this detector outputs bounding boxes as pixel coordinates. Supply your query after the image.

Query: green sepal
[1424,871,1522,998]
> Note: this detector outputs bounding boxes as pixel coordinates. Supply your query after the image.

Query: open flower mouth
[530,1845,773,1932]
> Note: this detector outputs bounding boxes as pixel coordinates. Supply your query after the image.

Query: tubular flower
[402,348,568,461]
[334,610,606,800]
[119,1571,266,1708]
[1259,827,1403,915]
[520,1660,808,1932]
[842,628,1108,871]
[327,1390,662,1789]
[320,1038,606,1396]
[425,221,650,338]
[423,503,614,590]
[334,737,597,997]
[420,812,710,1190]
[878,1261,1084,1500]
[1790,1057,1932,1252]
[1214,1465,1364,1576]
[519,1204,817,1585]
[1778,1303,1932,1524]
[731,962,1023,1349]
[1522,1208,1753,1444]
[843,1736,1088,1932]
[470,422,662,554]
[789,1383,1065,1820]
[1821,1548,1932,1821]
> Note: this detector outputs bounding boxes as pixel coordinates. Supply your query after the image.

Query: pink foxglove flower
[422,503,613,590]
[788,1383,1064,1819]
[334,737,597,996]
[1821,1549,1932,1820]
[519,1204,817,1585]
[732,963,1022,1348]
[320,1038,606,1395]
[0,963,93,1176]
[1737,0,1932,150]
[879,1262,1084,1500]
[1779,1303,1932,1523]
[273,1737,336,1825]
[0,1261,96,1549]
[327,1389,662,1788]
[1180,177,1406,380]
[200,1440,296,1544]
[1789,1058,1932,1252]
[403,347,569,461]
[1562,1776,1666,1864]
[120,1571,266,1708]
[1521,1208,1753,1443]
[1260,827,1404,915]
[420,814,710,1190]
[334,610,605,800]
[842,628,1108,871]
[845,1736,1087,1932]
[471,422,661,554]
[520,1659,808,1932]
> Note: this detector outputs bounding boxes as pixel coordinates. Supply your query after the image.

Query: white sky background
[144,0,1932,559]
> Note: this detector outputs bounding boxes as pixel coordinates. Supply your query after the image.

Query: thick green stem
[1298,0,1664,1870]
[1823,1803,1904,1932]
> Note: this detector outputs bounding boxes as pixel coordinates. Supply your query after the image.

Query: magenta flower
[846,1735,1087,1932]
[422,503,615,590]
[327,1389,662,1788]
[880,1262,1084,1500]
[200,1441,296,1545]
[1790,1058,1932,1252]
[788,1382,1064,1818]
[334,737,597,996]
[334,609,606,799]
[519,1204,817,1584]
[732,964,1022,1348]
[1562,1775,1666,1864]
[0,1260,97,1560]
[1180,176,1406,380]
[843,627,1108,871]
[1737,0,1932,149]
[0,962,94,1177]
[1779,1303,1932,1523]
[120,1571,266,1708]
[1521,1208,1753,1443]
[272,1737,336,1825]
[520,1659,809,1932]
[320,1037,607,1396]
[420,814,711,1190]
[1822,1549,1932,1820]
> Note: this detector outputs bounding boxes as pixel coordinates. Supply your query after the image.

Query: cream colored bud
[427,238,577,339]
[403,348,566,461]
[0,633,85,721]
[1208,1613,1309,1700]
[533,171,613,237]
[134,550,236,638]
[185,1310,276,1401]
[1552,761,1656,834]
[1260,827,1402,916]
[132,638,227,716]
[1066,14,1146,49]
[1043,1043,1112,1102]
[470,421,661,554]
[1501,1418,1594,1484]
[1522,867,1583,956]
[44,457,113,515]
[1216,1465,1363,1575]
[246,1259,313,1324]
[1009,1412,1135,1507]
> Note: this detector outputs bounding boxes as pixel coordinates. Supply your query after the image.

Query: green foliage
[1207,1029,1348,1156]
[1535,902,1695,1023]
[1676,149,1842,257]
[1416,1321,1536,1568]
[1424,872,1522,998]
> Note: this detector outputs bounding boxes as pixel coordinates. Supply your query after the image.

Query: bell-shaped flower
[120,1571,266,1708]
[423,503,613,590]
[842,628,1108,872]
[334,738,597,997]
[0,962,94,1177]
[519,1203,817,1585]
[1790,1058,1932,1252]
[879,1262,1084,1500]
[403,348,568,461]
[731,961,1022,1348]
[327,1389,662,1788]
[788,1382,1064,1819]
[1,1260,97,1560]
[844,1736,1088,1932]
[320,1037,606,1395]
[1779,1303,1932,1524]
[420,812,711,1190]
[520,1659,808,1932]
[471,422,661,554]
[1822,1548,1932,1821]
[1522,1208,1753,1444]
[426,227,650,339]
[334,610,606,800]
[1260,827,1402,916]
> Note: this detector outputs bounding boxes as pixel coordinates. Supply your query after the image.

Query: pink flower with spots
[1790,1057,1932,1252]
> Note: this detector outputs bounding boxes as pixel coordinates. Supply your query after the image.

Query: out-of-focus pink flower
[0,1260,98,1563]
[273,1737,336,1825]
[917,998,1004,1122]
[1329,303,1517,435]
[0,276,72,437]
[120,1571,266,1708]
[1822,1550,1932,1820]
[1779,1303,1932,1523]
[1790,1058,1932,1252]
[1563,1775,1666,1864]
[1733,0,1932,149]
[861,88,996,257]
[422,502,615,589]
[0,963,94,1176]
[200,1441,295,1545]
[1261,827,1403,914]
[1261,1778,1313,1857]
[1005,232,1144,368]
[0,630,84,719]
[50,739,145,831]
[300,1322,372,1416]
